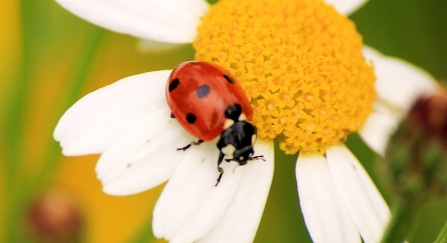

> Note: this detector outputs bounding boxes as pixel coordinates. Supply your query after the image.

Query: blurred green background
[0,0,446,242]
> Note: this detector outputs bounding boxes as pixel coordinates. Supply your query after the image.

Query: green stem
[2,1,52,242]
[434,219,447,243]
[2,2,105,241]
[31,25,106,191]
[380,201,418,243]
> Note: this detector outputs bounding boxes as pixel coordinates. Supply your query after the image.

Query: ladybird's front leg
[176,139,204,151]
[215,152,225,186]
[252,155,265,161]
[170,112,175,118]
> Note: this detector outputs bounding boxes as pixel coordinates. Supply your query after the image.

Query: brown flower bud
[27,191,83,242]
[407,92,447,143]
[385,90,447,204]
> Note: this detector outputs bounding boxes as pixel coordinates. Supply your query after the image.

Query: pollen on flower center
[193,0,376,154]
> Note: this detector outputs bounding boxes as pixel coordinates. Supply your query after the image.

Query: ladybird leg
[192,139,204,146]
[176,139,204,151]
[215,152,225,186]
[215,171,224,187]
[251,155,266,161]
[170,112,175,119]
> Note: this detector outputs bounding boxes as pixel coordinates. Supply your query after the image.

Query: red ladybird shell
[166,61,253,141]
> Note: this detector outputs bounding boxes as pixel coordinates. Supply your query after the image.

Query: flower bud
[26,191,84,242]
[385,90,447,204]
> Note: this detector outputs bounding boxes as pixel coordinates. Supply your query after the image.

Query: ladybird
[166,61,263,186]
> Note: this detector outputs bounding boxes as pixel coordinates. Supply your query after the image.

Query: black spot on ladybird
[223,75,234,84]
[186,113,197,124]
[169,78,180,92]
[196,84,210,98]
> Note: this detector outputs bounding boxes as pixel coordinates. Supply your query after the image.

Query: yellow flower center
[193,0,376,154]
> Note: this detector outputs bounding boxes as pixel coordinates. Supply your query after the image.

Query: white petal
[326,144,391,243]
[54,70,171,156]
[198,140,274,243]
[153,142,246,243]
[325,0,368,15]
[363,46,438,116]
[137,39,184,53]
[95,107,195,196]
[296,153,360,243]
[359,111,399,156]
[56,0,209,43]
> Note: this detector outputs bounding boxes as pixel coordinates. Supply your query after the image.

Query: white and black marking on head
[223,119,235,130]
[221,144,236,156]
[223,104,248,130]
[238,113,247,121]
[251,134,257,145]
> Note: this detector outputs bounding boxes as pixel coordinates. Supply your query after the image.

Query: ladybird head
[232,141,254,164]
[217,104,257,164]
[218,121,257,164]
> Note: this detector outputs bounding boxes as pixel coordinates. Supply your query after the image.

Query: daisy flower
[54,0,438,242]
